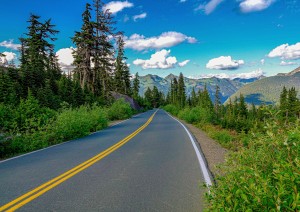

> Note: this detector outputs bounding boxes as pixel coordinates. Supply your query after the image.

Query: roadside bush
[1,99,136,159]
[0,105,109,158]
[50,105,108,141]
[0,104,14,132]
[207,121,300,211]
[163,104,180,116]
[107,98,133,120]
[12,95,56,133]
[178,106,213,124]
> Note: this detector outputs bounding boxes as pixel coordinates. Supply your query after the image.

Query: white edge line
[166,112,213,187]
[0,111,148,164]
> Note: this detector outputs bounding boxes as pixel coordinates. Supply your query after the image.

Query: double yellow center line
[0,110,157,212]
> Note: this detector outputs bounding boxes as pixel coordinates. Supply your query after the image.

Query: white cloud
[56,47,75,71]
[195,0,224,15]
[103,1,133,14]
[239,0,275,13]
[268,43,300,60]
[0,40,21,51]
[133,49,188,69]
[280,61,297,66]
[189,69,264,79]
[133,49,177,69]
[133,13,147,21]
[124,31,197,51]
[260,59,265,65]
[178,60,190,67]
[206,56,244,70]
[0,52,16,64]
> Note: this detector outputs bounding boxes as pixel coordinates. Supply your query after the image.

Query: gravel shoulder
[179,119,228,178]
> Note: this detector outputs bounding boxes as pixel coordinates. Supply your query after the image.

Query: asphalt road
[0,109,207,211]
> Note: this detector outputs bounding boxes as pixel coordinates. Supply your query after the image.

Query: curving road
[0,110,209,211]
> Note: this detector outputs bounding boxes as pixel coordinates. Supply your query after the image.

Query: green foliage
[207,117,300,211]
[0,99,136,159]
[163,104,180,116]
[178,106,213,124]
[11,92,56,133]
[107,98,133,120]
[50,105,108,141]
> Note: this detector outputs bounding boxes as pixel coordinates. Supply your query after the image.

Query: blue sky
[0,0,300,79]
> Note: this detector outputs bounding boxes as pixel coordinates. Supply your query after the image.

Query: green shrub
[50,105,108,141]
[178,106,212,124]
[12,95,56,133]
[207,122,300,211]
[163,104,180,116]
[0,104,14,132]
[107,98,133,120]
[1,99,136,159]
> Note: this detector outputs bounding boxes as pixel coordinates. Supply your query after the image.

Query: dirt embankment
[180,120,227,178]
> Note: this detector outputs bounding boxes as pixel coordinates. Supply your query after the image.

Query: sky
[0,0,300,79]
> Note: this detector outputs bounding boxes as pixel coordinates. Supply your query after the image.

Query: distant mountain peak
[286,66,300,76]
[165,73,178,80]
[277,66,300,76]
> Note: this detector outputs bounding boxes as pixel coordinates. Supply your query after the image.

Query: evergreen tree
[239,93,248,118]
[72,3,94,92]
[191,87,197,106]
[214,85,221,119]
[144,87,152,108]
[201,84,213,110]
[19,14,59,97]
[178,73,186,108]
[132,72,140,99]
[93,0,116,98]
[114,35,131,95]
[172,78,178,105]
[280,86,288,118]
[288,87,299,118]
[151,86,160,108]
[73,0,117,99]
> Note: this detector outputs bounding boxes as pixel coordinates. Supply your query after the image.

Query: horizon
[0,0,300,79]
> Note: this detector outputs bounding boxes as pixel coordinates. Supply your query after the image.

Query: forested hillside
[0,0,146,158]
[228,66,300,105]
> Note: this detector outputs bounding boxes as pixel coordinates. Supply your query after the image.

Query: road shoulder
[179,119,227,179]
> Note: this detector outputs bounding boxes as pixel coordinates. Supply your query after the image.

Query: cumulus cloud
[239,0,275,13]
[103,1,133,14]
[280,61,297,66]
[268,43,300,60]
[0,52,17,64]
[178,60,190,67]
[133,13,147,21]
[189,69,264,80]
[260,59,265,65]
[195,0,224,15]
[133,49,189,69]
[206,56,244,70]
[133,49,177,69]
[0,40,21,50]
[56,47,75,71]
[124,31,197,51]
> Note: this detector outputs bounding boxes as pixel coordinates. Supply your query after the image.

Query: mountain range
[137,74,263,103]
